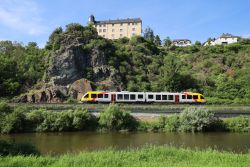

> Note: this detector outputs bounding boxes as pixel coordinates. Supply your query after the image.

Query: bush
[0,140,40,156]
[178,107,216,132]
[0,101,11,114]
[36,111,58,132]
[99,104,138,131]
[164,115,180,132]
[25,109,45,132]
[72,107,98,130]
[1,107,26,134]
[138,121,161,132]
[224,116,250,132]
[37,108,98,132]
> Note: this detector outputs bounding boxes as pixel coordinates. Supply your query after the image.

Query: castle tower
[88,15,95,24]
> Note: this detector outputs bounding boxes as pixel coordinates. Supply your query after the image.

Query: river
[1,132,250,155]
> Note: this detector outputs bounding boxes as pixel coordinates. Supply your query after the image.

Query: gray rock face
[47,46,89,85]
[47,43,111,86]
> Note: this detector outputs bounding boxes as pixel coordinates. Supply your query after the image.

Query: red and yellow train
[81,91,206,104]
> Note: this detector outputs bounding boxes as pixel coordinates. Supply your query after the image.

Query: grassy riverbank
[0,146,250,167]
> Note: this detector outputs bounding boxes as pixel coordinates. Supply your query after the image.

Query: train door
[175,95,179,104]
[111,94,116,103]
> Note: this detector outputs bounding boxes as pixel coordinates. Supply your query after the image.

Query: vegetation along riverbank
[0,145,250,167]
[1,101,250,134]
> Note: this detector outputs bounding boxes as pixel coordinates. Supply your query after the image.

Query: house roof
[220,33,240,38]
[94,18,142,25]
[172,39,191,42]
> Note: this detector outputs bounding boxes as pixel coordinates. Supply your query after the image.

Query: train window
[162,95,167,100]
[84,94,89,98]
[124,94,129,100]
[200,95,204,99]
[117,94,123,100]
[91,94,97,98]
[168,95,173,100]
[182,95,186,99]
[193,95,198,99]
[156,95,161,100]
[98,94,103,98]
[148,94,154,99]
[187,95,192,99]
[138,94,144,99]
[104,94,109,98]
[130,94,136,100]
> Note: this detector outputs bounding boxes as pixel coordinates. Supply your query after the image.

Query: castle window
[132,28,136,31]
[112,34,115,38]
[120,34,123,37]
[112,24,114,26]
[103,35,105,37]
[112,29,115,32]
[103,29,106,32]
[132,33,135,36]
[120,29,123,32]
[103,24,106,27]
[120,23,123,26]
[128,23,130,25]
[132,23,134,25]
[99,29,102,32]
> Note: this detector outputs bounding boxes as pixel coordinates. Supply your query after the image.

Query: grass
[0,146,250,167]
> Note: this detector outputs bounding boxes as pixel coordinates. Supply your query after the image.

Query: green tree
[163,37,171,47]
[194,41,201,46]
[154,35,161,46]
[143,27,154,43]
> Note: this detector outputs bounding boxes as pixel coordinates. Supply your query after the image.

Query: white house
[204,33,240,46]
[172,39,192,47]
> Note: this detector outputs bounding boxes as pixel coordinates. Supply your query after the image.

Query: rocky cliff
[18,24,117,103]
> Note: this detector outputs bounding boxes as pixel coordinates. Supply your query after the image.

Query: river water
[1,132,250,155]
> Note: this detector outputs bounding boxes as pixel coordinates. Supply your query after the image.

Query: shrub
[25,109,45,132]
[0,101,11,114]
[178,107,216,132]
[224,116,250,132]
[99,104,138,131]
[36,108,98,132]
[164,115,180,132]
[138,121,161,132]
[72,107,98,130]
[0,140,40,156]
[1,107,26,134]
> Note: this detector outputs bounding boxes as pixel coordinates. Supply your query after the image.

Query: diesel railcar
[80,91,206,104]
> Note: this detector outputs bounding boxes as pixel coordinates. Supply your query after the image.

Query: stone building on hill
[88,15,142,39]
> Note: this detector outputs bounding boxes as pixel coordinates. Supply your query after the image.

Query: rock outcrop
[18,78,92,103]
[47,37,111,86]
[68,78,92,100]
[18,24,119,103]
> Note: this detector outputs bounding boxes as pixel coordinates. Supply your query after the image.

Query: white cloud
[0,0,48,35]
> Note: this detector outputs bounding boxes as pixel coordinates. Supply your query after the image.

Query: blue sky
[0,0,249,47]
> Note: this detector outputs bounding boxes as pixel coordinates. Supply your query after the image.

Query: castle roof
[94,18,142,25]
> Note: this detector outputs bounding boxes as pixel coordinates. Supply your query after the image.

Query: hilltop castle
[88,15,142,39]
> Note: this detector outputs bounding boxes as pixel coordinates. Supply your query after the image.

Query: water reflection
[1,132,250,154]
